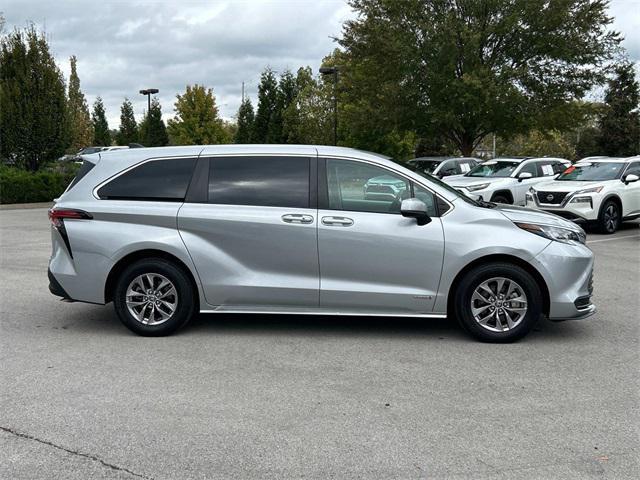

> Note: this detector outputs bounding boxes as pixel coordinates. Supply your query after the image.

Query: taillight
[48,208,92,259]
[48,208,93,228]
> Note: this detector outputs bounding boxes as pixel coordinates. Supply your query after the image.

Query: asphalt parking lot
[1,207,638,480]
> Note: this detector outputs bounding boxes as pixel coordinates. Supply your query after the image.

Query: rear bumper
[48,268,72,300]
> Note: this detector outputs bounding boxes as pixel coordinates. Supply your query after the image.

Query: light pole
[319,66,339,146]
[139,88,159,114]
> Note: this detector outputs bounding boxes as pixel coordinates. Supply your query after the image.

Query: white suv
[526,156,640,233]
[443,157,570,205]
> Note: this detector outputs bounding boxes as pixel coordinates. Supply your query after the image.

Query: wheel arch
[599,194,623,217]
[104,249,200,308]
[490,189,514,204]
[447,254,550,317]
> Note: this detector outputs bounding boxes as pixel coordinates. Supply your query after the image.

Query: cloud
[3,0,638,132]
[4,0,353,128]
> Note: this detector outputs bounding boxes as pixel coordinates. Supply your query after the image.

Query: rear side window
[208,156,310,208]
[98,158,197,201]
[66,160,95,192]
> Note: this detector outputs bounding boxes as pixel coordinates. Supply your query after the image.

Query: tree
[498,130,577,159]
[167,84,227,145]
[598,62,640,156]
[139,97,169,147]
[0,25,69,170]
[234,97,255,143]
[67,55,93,151]
[339,0,621,156]
[116,98,138,145]
[252,68,279,143]
[92,97,110,146]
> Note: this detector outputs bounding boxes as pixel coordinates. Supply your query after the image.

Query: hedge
[0,163,80,204]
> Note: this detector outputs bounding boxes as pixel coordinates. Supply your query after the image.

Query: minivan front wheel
[454,263,542,342]
[114,258,196,336]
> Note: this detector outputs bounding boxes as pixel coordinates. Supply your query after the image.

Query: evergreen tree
[274,69,298,143]
[139,97,169,147]
[0,25,69,170]
[598,62,640,157]
[67,55,93,151]
[167,85,226,145]
[92,97,111,146]
[252,68,279,143]
[116,98,138,145]
[234,97,255,144]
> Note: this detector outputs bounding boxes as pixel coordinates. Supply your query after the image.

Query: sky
[3,0,639,129]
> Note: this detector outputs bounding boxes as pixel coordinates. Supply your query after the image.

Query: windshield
[557,162,625,181]
[410,160,442,174]
[405,163,480,206]
[467,161,519,177]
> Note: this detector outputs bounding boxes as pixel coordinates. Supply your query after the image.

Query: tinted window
[439,161,461,176]
[66,160,95,192]
[518,162,537,177]
[209,156,309,208]
[552,162,567,174]
[98,158,197,201]
[625,162,640,177]
[537,162,559,177]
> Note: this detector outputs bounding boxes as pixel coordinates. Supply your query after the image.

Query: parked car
[48,145,595,342]
[101,146,129,152]
[408,156,480,178]
[363,174,409,201]
[57,146,105,163]
[526,156,640,233]
[442,157,571,205]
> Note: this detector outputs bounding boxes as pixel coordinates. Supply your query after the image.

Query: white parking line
[587,233,640,244]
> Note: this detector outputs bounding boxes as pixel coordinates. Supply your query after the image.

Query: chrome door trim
[321,216,354,227]
[200,307,447,318]
[281,213,314,224]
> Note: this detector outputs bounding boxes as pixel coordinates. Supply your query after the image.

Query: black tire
[491,193,511,204]
[453,263,542,342]
[113,258,196,336]
[597,199,620,234]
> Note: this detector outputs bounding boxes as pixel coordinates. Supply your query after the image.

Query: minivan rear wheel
[113,258,196,336]
[454,263,542,342]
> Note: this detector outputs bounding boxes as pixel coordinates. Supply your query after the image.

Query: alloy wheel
[125,273,178,326]
[604,204,618,233]
[470,277,528,332]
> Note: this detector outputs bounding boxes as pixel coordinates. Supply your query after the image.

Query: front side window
[517,162,538,177]
[467,161,519,177]
[326,159,440,215]
[439,161,461,176]
[624,162,640,177]
[97,158,197,201]
[208,156,310,208]
[327,159,410,213]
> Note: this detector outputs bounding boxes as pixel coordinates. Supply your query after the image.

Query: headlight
[570,196,593,208]
[466,183,490,192]
[515,222,586,245]
[574,186,604,195]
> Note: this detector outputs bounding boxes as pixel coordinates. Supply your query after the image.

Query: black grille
[537,191,569,204]
[588,269,594,295]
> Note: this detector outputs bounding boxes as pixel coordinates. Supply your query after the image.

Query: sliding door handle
[281,214,314,224]
[322,216,354,227]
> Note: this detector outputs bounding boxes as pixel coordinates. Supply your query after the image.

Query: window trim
[205,154,316,209]
[93,155,200,201]
[318,156,453,217]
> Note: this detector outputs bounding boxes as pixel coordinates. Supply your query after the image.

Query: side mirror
[401,198,431,226]
[517,172,533,182]
[624,173,639,184]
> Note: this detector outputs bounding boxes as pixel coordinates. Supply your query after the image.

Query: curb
[0,202,54,210]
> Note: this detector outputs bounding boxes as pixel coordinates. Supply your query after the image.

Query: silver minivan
[48,145,595,342]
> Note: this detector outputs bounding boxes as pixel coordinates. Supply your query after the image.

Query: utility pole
[241,81,245,103]
[319,66,340,146]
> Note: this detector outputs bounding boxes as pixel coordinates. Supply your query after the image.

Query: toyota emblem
[546,194,554,201]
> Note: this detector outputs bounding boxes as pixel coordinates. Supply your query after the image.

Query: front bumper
[532,240,596,321]
[525,194,599,222]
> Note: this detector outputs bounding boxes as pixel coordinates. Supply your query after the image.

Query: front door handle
[281,214,314,224]
[322,216,354,227]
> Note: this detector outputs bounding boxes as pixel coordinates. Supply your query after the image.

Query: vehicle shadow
[58,303,594,343]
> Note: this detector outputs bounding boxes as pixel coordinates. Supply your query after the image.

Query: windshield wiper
[476,199,497,208]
